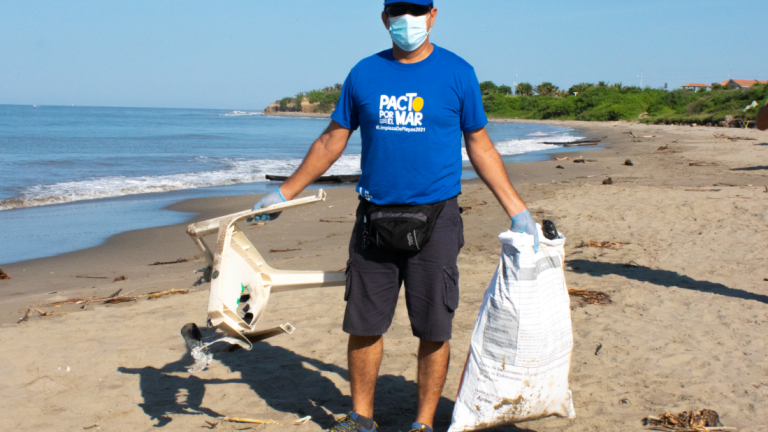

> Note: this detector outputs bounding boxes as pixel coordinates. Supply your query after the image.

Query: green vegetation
[515,83,533,96]
[307,84,342,112]
[482,80,768,125]
[270,84,342,113]
[272,80,768,125]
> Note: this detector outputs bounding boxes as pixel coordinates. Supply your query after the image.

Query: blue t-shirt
[331,45,488,205]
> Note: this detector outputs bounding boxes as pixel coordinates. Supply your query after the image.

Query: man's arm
[463,127,527,217]
[280,120,354,200]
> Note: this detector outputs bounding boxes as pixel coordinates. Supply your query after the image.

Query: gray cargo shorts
[342,196,464,341]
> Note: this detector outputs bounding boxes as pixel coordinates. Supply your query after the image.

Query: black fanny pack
[362,199,447,252]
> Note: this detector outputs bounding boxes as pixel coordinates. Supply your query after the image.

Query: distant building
[681,83,711,91]
[713,79,768,89]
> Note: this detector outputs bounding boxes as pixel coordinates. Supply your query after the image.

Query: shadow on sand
[119,341,537,431]
[567,259,768,304]
[731,165,768,171]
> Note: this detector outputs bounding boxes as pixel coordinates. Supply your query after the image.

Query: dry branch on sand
[17,307,68,323]
[575,240,628,249]
[713,133,756,141]
[46,288,194,308]
[149,256,199,266]
[568,288,612,306]
[223,416,312,426]
[642,408,733,431]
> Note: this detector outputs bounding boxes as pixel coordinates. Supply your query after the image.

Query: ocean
[0,105,587,264]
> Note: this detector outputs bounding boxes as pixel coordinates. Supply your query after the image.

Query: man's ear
[381,11,389,30]
[427,8,437,30]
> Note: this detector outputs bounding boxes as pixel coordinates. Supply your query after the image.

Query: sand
[1,121,767,431]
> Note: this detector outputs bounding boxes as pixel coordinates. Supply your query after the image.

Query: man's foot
[330,412,377,432]
[410,422,433,432]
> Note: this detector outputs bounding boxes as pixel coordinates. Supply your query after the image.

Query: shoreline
[0,122,591,265]
[264,112,332,118]
[2,120,767,430]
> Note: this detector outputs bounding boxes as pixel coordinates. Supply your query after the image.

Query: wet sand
[1,121,767,431]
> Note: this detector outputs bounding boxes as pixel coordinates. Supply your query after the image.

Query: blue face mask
[388,14,430,52]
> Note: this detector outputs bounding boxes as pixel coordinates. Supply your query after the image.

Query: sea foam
[0,155,362,211]
[0,133,584,211]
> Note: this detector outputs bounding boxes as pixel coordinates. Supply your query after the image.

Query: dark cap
[384,0,433,5]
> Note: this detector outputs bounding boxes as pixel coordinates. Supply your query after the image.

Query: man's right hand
[247,188,287,222]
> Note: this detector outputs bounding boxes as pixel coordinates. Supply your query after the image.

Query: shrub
[480,81,499,95]
[516,83,533,96]
[535,82,558,96]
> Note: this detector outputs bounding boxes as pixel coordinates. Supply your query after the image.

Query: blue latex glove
[510,209,539,253]
[247,188,287,222]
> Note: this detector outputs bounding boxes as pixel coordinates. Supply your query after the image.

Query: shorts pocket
[443,265,460,311]
[344,259,353,301]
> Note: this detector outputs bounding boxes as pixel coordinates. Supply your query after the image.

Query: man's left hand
[510,209,539,253]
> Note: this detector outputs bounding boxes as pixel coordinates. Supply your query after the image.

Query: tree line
[480,80,768,125]
[270,80,768,125]
[275,84,343,113]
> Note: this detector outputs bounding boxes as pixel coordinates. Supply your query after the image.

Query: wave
[221,111,264,116]
[462,134,585,160]
[1,133,586,211]
[0,155,361,211]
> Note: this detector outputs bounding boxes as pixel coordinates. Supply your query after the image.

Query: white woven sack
[448,226,576,432]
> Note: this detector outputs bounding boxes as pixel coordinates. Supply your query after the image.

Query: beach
[1,121,767,431]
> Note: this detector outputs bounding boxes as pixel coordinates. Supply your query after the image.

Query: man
[251,2,538,431]
[758,98,768,131]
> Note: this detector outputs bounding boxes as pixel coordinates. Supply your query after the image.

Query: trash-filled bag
[448,227,576,432]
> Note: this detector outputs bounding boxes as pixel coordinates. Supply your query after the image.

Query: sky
[1,0,766,110]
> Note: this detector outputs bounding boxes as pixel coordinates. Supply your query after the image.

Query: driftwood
[17,308,32,323]
[542,137,605,146]
[642,409,732,431]
[266,174,360,184]
[576,240,628,249]
[713,132,756,141]
[0,269,10,280]
[47,288,193,307]
[568,289,612,306]
[149,257,198,266]
[224,416,312,426]
[563,142,599,147]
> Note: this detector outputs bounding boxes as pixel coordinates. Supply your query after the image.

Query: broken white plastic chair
[183,190,345,352]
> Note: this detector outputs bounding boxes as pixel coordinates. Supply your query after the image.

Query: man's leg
[415,340,450,428]
[402,197,463,429]
[348,335,384,418]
